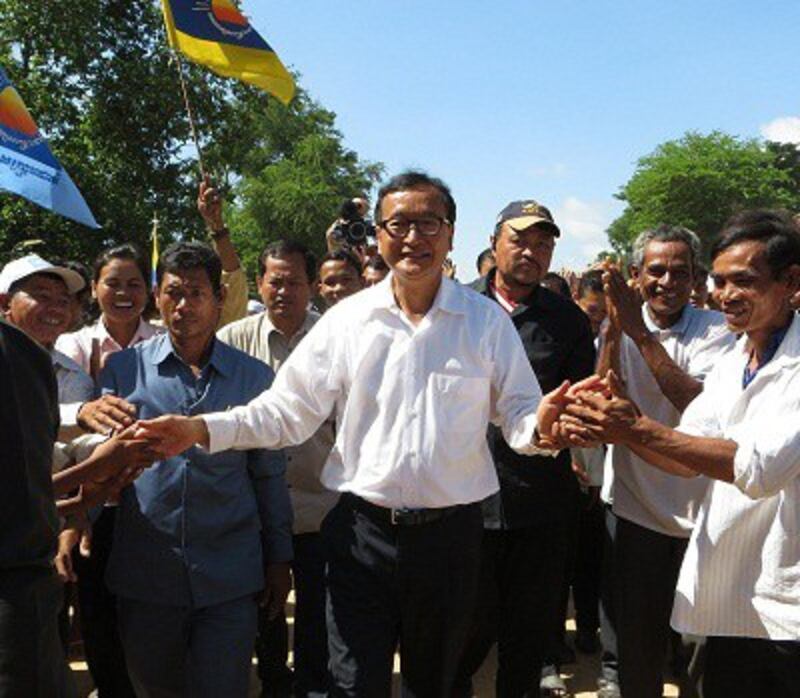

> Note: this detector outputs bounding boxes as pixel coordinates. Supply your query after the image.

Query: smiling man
[565,210,800,698]
[135,171,582,696]
[593,226,735,698]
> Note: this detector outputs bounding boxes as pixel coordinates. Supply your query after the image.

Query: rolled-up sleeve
[732,418,800,500]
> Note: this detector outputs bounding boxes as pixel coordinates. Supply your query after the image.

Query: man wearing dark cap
[455,201,596,697]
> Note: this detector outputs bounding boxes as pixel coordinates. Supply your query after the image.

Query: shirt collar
[262,309,319,341]
[151,332,232,377]
[94,316,155,347]
[642,303,691,335]
[372,272,467,317]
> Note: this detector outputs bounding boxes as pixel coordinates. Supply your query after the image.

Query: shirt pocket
[429,373,490,437]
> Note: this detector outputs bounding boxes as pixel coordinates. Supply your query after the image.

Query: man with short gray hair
[596,225,735,697]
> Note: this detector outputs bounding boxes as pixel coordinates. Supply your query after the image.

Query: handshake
[536,370,641,451]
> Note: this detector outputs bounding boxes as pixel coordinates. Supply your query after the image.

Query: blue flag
[0,67,99,228]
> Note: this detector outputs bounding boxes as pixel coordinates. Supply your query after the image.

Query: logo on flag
[162,0,295,104]
[0,67,99,228]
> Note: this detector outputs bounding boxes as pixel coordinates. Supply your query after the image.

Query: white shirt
[610,304,735,537]
[671,314,800,640]
[51,348,94,432]
[50,348,94,472]
[205,275,548,509]
[56,317,161,378]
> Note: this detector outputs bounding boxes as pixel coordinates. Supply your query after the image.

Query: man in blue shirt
[99,242,292,698]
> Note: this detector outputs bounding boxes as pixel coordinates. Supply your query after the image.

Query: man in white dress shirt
[136,170,585,696]
[594,226,734,697]
[564,209,800,698]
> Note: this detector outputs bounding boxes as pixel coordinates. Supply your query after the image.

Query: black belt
[343,493,466,527]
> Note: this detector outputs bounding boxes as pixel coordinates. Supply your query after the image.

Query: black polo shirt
[472,272,595,528]
[0,320,60,570]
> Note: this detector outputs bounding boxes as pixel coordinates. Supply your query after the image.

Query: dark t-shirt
[0,320,60,570]
[472,273,596,528]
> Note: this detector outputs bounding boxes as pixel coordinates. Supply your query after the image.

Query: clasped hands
[536,370,641,451]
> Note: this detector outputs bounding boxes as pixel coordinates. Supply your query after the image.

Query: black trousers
[604,511,689,698]
[257,532,329,697]
[0,567,76,698]
[598,506,619,685]
[323,494,483,698]
[455,520,572,698]
[703,636,800,698]
[74,507,135,697]
[572,491,604,634]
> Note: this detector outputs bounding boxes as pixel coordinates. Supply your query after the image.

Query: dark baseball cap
[495,200,560,237]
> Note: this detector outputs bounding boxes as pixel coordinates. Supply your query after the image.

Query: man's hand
[55,528,81,583]
[603,266,648,343]
[536,375,607,449]
[261,562,292,620]
[134,415,210,458]
[198,175,225,234]
[91,425,160,472]
[77,395,137,434]
[564,370,640,444]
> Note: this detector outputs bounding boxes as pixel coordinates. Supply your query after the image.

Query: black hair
[364,254,389,272]
[93,243,149,286]
[258,239,317,283]
[476,248,494,273]
[577,269,604,298]
[712,209,800,279]
[540,272,572,298]
[320,248,363,277]
[156,241,222,297]
[374,170,456,224]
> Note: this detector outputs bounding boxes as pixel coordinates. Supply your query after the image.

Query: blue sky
[250,1,800,278]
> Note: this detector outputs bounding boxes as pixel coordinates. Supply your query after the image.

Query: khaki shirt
[218,311,337,533]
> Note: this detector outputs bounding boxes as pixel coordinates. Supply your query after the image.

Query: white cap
[0,254,86,294]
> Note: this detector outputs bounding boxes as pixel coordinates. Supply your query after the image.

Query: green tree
[0,0,380,278]
[607,131,800,257]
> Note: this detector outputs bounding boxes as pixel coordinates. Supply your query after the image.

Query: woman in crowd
[57,243,160,378]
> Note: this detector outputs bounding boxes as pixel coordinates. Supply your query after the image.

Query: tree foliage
[0,0,380,277]
[608,131,800,258]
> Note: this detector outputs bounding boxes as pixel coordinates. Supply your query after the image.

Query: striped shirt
[671,314,800,639]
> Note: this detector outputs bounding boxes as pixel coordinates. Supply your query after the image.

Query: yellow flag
[162,0,295,105]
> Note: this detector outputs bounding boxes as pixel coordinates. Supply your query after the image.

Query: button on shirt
[99,334,292,608]
[218,311,337,533]
[205,275,549,510]
[672,314,800,640]
[610,304,735,537]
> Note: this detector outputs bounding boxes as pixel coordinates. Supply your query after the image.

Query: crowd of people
[2,169,800,698]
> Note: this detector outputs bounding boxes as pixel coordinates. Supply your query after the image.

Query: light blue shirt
[100,333,292,608]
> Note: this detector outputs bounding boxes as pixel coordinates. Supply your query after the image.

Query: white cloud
[551,196,620,271]
[528,162,569,178]
[760,116,800,144]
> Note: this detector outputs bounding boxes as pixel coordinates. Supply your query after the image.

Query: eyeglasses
[378,216,452,239]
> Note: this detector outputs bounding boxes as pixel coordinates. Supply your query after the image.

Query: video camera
[332,199,375,247]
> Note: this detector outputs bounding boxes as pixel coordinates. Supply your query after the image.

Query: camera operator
[325,197,374,255]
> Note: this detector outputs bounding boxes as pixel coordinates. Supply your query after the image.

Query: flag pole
[172,52,207,179]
